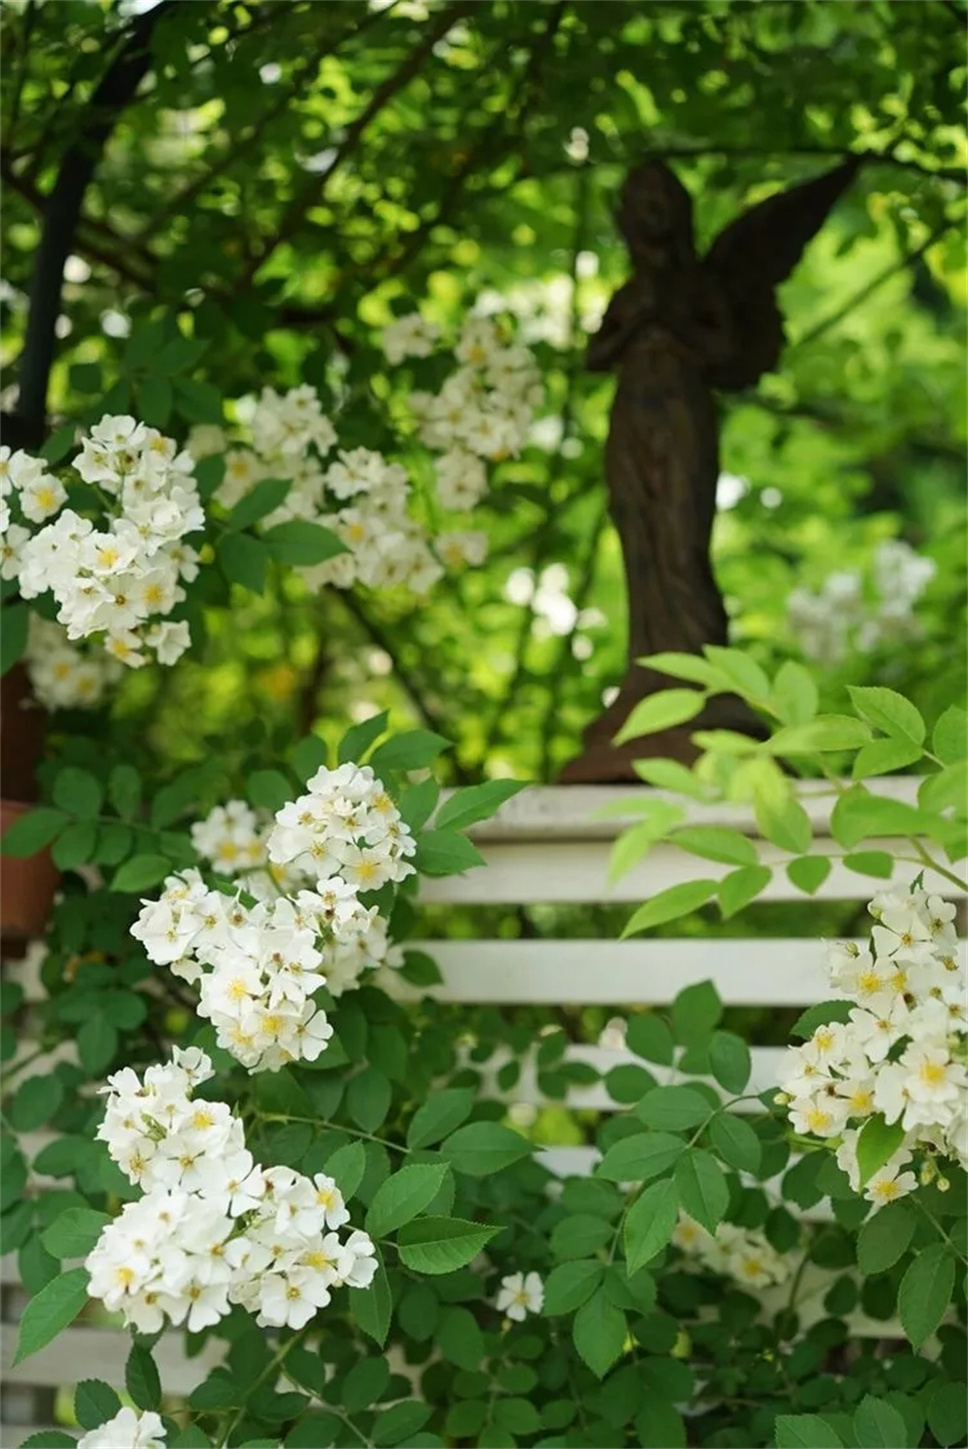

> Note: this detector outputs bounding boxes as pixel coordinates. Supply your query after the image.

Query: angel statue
[560,155,860,783]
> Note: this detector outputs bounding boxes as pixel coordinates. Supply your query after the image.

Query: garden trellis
[3,775,963,1442]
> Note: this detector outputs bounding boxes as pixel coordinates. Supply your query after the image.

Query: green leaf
[856,1198,916,1275]
[675,1149,728,1234]
[1,602,29,675]
[624,1177,679,1272]
[292,733,329,781]
[718,865,773,918]
[771,661,819,726]
[407,1088,475,1150]
[436,1304,485,1370]
[774,1415,845,1448]
[108,764,141,820]
[372,1402,433,1448]
[77,1016,117,1075]
[635,1086,711,1132]
[898,1244,955,1349]
[262,519,348,566]
[41,1208,110,1258]
[622,879,718,936]
[13,1266,89,1363]
[670,825,758,865]
[441,1122,531,1176]
[246,769,293,813]
[18,1434,77,1447]
[397,777,440,832]
[194,454,226,500]
[572,1287,626,1378]
[110,854,172,892]
[852,1396,910,1449]
[754,793,813,854]
[847,687,925,748]
[138,375,173,427]
[766,716,872,754]
[51,820,97,869]
[672,980,722,1044]
[708,1030,751,1092]
[396,1216,501,1274]
[435,780,525,832]
[597,1131,685,1184]
[635,1400,687,1449]
[52,766,102,818]
[932,706,967,765]
[703,646,771,700]
[126,1341,162,1411]
[40,425,76,464]
[708,1114,761,1174]
[856,1115,906,1186]
[75,1380,121,1430]
[341,1354,390,1413]
[632,758,710,800]
[228,476,291,530]
[830,787,931,849]
[11,1074,64,1131]
[366,1163,450,1237]
[927,1382,968,1447]
[852,737,924,778]
[791,1000,854,1039]
[639,651,729,688]
[843,851,895,879]
[413,830,484,876]
[614,689,705,743]
[337,712,389,765]
[218,530,268,593]
[369,730,451,773]
[542,1260,605,1315]
[786,856,832,895]
[350,1250,392,1346]
[325,1141,367,1200]
[1,806,66,857]
[626,1013,674,1065]
[346,1067,391,1134]
[173,376,222,423]
[551,1213,612,1260]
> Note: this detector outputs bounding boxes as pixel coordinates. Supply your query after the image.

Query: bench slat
[397,938,850,1005]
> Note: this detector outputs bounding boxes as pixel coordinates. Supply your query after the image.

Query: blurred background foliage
[1,0,966,785]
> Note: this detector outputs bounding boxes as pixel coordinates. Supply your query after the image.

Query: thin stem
[912,1195,968,1269]
[216,1327,308,1448]
[255,1110,407,1155]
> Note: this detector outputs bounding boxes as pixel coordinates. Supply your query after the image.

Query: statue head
[617,161,695,268]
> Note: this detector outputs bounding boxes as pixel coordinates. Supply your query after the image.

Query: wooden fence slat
[418,838,963,906]
[395,938,847,1005]
[0,1324,223,1395]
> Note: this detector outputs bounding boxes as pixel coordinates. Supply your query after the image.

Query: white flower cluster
[779,883,966,1209]
[186,312,542,594]
[87,1048,376,1333]
[22,616,122,711]
[1,418,201,669]
[132,766,413,1069]
[672,1215,792,1290]
[496,1270,544,1321]
[77,1407,167,1449]
[788,539,937,666]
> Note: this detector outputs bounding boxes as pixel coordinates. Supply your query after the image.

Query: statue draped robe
[561,156,859,783]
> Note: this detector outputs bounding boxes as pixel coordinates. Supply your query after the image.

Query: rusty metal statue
[561,156,860,783]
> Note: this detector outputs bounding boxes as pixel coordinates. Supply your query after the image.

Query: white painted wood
[0,1323,223,1395]
[458,778,924,842]
[396,938,847,1005]
[419,837,962,905]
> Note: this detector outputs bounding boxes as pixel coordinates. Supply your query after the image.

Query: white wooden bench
[3,779,963,1442]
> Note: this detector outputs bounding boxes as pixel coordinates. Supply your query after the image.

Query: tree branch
[10,0,178,445]
[239,0,475,287]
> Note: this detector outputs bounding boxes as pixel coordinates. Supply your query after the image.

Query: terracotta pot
[1,798,59,939]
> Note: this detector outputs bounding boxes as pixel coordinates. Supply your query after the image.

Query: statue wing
[701,156,860,389]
